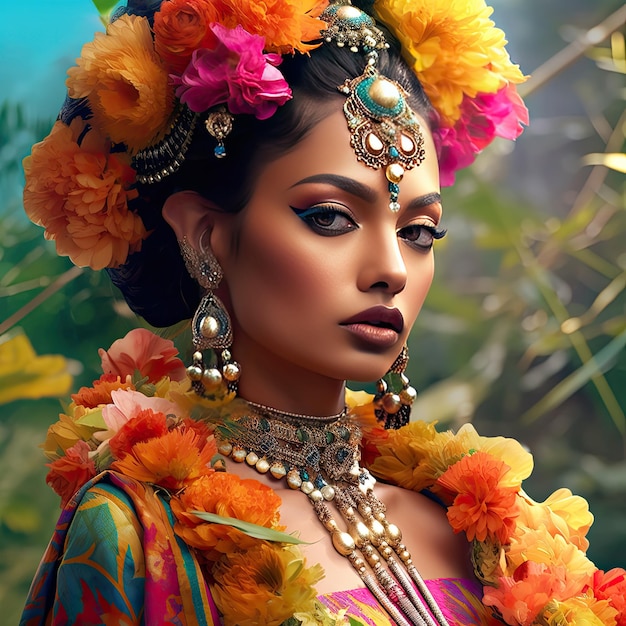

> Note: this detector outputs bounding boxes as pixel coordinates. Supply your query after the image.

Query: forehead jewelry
[322,3,425,213]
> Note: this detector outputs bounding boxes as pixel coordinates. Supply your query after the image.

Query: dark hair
[107,26,433,327]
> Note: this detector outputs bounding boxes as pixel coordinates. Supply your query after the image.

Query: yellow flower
[211,543,324,626]
[543,594,617,626]
[374,0,526,125]
[505,524,596,585]
[41,406,103,460]
[0,331,72,404]
[517,488,594,552]
[67,14,173,153]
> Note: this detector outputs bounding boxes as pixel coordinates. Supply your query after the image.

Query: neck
[232,334,347,417]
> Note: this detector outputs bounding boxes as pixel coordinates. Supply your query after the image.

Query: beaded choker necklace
[217,400,450,626]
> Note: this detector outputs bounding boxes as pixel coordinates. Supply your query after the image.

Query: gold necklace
[216,400,450,626]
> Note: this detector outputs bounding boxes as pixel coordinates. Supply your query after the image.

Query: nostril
[370,281,390,290]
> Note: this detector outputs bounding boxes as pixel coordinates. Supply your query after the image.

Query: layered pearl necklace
[216,400,450,626]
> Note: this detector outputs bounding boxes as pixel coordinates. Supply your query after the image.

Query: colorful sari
[21,472,496,625]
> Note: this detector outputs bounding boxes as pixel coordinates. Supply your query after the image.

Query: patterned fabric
[320,580,501,625]
[21,473,493,625]
[20,471,220,626]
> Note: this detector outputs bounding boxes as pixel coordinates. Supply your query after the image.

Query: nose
[358,227,407,295]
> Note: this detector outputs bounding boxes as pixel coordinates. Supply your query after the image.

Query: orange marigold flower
[211,543,323,626]
[154,0,226,73]
[46,440,97,508]
[67,14,173,152]
[437,450,519,543]
[99,328,187,383]
[111,427,216,490]
[586,568,626,621]
[172,472,282,560]
[108,409,170,460]
[483,561,586,626]
[71,374,134,408]
[22,118,145,270]
[225,0,329,54]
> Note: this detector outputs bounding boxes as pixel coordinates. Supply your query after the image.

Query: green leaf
[91,0,120,17]
[190,511,309,544]
[522,327,626,431]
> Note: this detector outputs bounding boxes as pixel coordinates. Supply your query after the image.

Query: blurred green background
[1,0,625,622]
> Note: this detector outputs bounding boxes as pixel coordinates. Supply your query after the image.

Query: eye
[290,204,358,237]
[399,223,447,251]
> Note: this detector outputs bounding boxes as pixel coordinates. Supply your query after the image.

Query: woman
[20,1,625,625]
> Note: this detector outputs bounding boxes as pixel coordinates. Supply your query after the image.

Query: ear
[162,191,233,262]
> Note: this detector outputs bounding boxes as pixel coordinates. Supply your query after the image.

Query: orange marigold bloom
[437,450,519,543]
[22,119,145,270]
[154,0,226,73]
[586,568,626,621]
[211,543,323,626]
[108,409,170,460]
[225,0,329,54]
[172,472,282,560]
[67,14,173,152]
[46,440,97,508]
[483,561,585,626]
[71,374,134,408]
[99,328,187,383]
[111,427,216,490]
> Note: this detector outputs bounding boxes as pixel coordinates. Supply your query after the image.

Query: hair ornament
[339,66,425,212]
[205,107,235,159]
[323,1,425,211]
[22,0,528,270]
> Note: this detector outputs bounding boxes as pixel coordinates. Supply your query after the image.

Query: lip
[340,306,404,334]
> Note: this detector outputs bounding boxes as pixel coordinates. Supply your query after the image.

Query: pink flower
[99,328,186,383]
[101,389,181,434]
[434,84,528,187]
[174,23,292,119]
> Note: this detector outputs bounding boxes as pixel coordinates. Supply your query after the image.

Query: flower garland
[43,329,625,626]
[22,0,527,270]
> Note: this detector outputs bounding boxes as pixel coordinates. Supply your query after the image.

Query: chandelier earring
[178,235,241,397]
[374,345,417,429]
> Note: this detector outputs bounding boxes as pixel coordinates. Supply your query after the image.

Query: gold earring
[373,345,416,429]
[179,236,241,396]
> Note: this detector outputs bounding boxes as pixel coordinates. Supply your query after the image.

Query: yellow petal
[0,331,73,404]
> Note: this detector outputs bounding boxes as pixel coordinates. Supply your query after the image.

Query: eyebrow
[290,173,442,216]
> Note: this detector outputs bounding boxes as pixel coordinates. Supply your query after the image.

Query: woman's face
[213,105,442,385]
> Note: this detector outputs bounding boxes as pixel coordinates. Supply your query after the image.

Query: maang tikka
[179,236,241,396]
[321,2,426,213]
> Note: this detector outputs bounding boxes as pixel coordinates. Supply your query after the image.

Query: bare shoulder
[375,481,474,580]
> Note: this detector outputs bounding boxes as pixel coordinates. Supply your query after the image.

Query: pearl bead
[270,462,286,479]
[382,393,402,414]
[332,531,356,556]
[231,448,246,463]
[223,362,241,382]
[186,365,202,381]
[300,481,314,495]
[400,386,417,405]
[217,442,233,456]
[321,485,336,501]
[386,162,404,184]
[202,368,222,388]
[287,470,302,489]
[385,523,402,546]
[255,458,270,474]
[245,451,259,466]
[200,315,219,339]
[308,490,323,502]
[369,77,401,109]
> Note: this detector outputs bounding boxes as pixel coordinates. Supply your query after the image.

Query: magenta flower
[173,23,292,120]
[434,84,529,186]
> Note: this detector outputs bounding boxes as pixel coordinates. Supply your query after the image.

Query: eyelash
[290,204,446,250]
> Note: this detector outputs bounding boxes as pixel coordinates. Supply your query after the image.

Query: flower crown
[23,0,528,271]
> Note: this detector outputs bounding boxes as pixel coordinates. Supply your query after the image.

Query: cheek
[403,255,435,324]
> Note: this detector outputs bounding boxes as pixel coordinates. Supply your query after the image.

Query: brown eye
[399,224,446,251]
[291,205,358,237]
